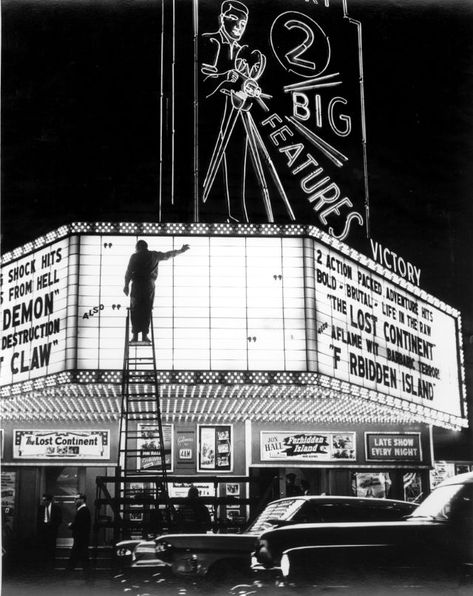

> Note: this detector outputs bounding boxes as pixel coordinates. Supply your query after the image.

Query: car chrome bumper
[131,558,171,568]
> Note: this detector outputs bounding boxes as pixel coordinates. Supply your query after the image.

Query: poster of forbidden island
[1,1,473,596]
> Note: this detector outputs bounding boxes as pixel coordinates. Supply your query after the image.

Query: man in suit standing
[67,493,91,575]
[38,494,62,567]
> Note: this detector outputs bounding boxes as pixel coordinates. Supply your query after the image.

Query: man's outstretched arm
[160,244,190,261]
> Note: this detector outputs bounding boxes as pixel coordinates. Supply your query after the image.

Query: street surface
[2,566,472,596]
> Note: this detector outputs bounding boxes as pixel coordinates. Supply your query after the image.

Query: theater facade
[0,221,468,545]
[1,0,471,548]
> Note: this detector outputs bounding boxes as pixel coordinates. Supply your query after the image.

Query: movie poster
[198,425,232,471]
[137,423,173,471]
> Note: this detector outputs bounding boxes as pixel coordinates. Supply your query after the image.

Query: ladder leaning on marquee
[95,309,173,545]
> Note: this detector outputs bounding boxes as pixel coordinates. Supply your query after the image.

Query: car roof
[436,471,473,487]
[270,495,414,506]
[262,519,434,534]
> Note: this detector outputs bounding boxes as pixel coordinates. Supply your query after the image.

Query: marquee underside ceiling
[0,370,466,430]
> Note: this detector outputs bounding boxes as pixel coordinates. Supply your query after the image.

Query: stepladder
[116,308,173,539]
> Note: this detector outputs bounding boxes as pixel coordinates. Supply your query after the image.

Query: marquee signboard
[0,238,73,385]
[365,432,422,462]
[196,0,368,242]
[0,230,465,423]
[313,241,463,418]
[13,429,110,459]
[260,430,356,461]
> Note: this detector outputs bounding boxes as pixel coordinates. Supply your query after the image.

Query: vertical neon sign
[196,0,369,243]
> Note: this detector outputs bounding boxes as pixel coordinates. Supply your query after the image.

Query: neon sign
[198,0,368,242]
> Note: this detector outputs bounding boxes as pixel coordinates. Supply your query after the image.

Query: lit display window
[75,235,307,373]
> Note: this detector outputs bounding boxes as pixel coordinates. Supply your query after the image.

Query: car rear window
[316,502,413,523]
[246,499,303,535]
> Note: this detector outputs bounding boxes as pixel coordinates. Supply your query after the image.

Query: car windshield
[410,484,464,521]
[245,499,303,535]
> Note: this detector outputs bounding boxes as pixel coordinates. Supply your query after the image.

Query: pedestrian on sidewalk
[66,494,91,576]
[37,494,62,568]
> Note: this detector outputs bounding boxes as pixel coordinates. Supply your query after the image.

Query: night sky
[2,0,473,329]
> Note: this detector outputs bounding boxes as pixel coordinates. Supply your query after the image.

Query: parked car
[115,495,416,579]
[252,472,473,584]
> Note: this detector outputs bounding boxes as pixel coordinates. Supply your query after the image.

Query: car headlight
[280,553,290,578]
[116,547,133,557]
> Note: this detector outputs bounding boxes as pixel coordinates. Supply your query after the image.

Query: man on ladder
[123,240,190,343]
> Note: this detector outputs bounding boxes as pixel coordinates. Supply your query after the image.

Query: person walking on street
[38,494,62,567]
[124,240,190,343]
[67,494,91,576]
[177,486,212,533]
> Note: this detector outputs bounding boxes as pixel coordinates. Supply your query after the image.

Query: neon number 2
[284,20,316,72]
[271,12,330,77]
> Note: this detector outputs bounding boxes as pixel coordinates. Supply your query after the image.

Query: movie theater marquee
[0,227,464,425]
[0,238,71,382]
[313,240,461,418]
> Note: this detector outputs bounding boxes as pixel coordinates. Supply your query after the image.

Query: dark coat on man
[124,243,189,336]
[70,504,91,544]
[177,494,212,533]
[67,503,91,572]
[38,501,62,532]
[38,501,62,564]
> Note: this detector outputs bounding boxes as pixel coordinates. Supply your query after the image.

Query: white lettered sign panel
[76,235,306,372]
[260,430,356,461]
[13,429,110,459]
[1,238,74,384]
[314,243,462,417]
